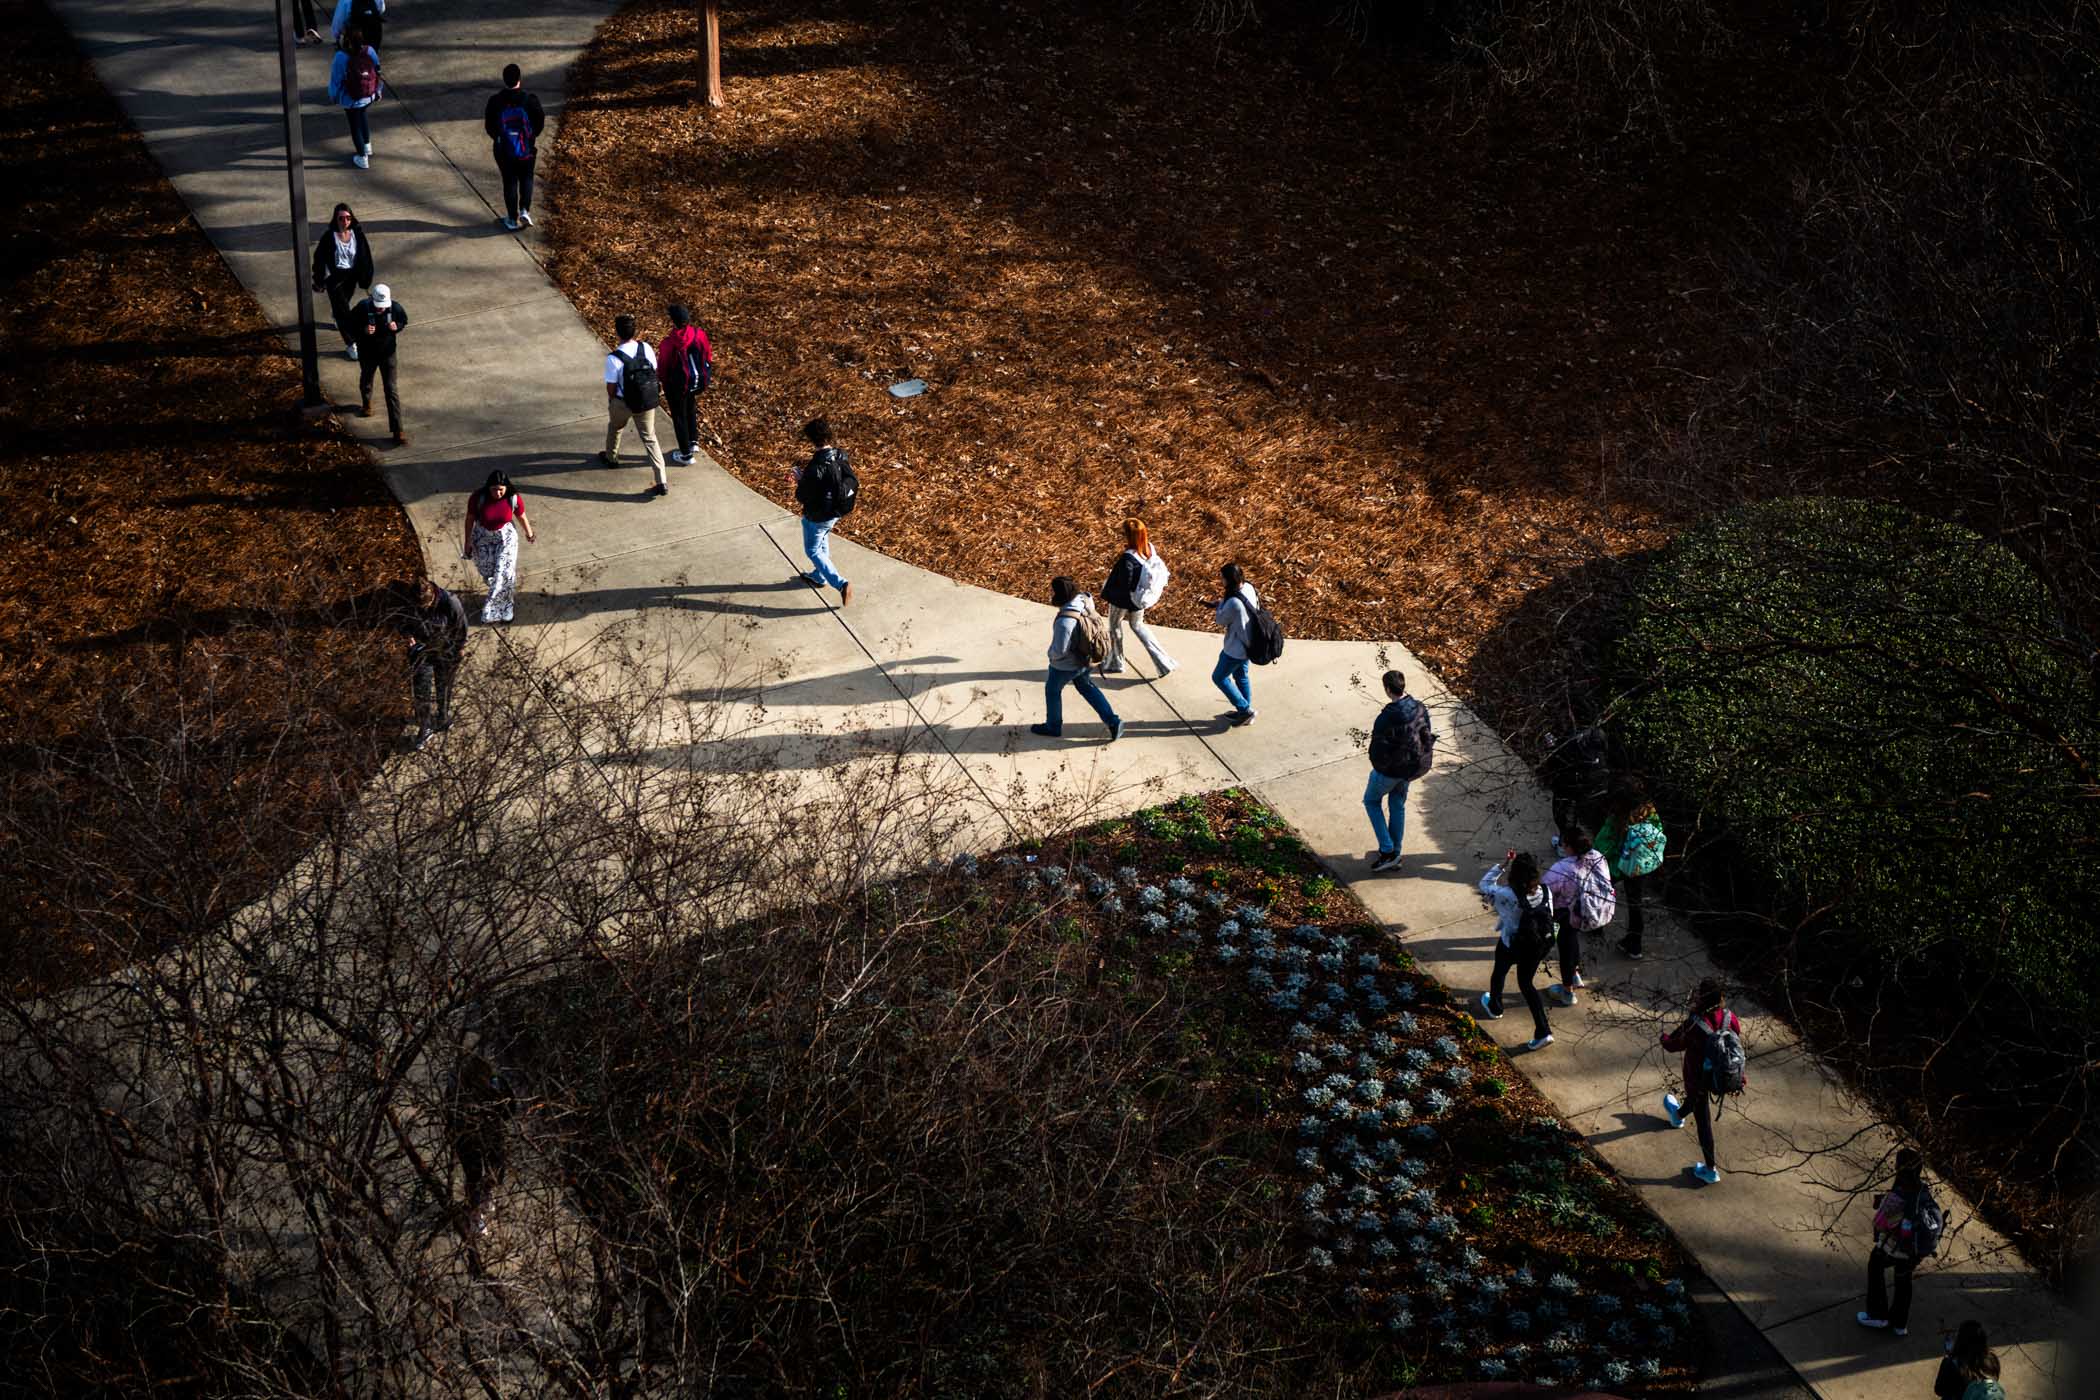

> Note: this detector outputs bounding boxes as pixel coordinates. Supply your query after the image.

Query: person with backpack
[327,26,383,169]
[349,283,408,445]
[786,418,857,605]
[1935,1322,2001,1400]
[1859,1147,1943,1338]
[1098,518,1176,678]
[1543,824,1614,1006]
[602,314,667,493]
[331,0,383,50]
[656,304,714,466]
[308,202,373,360]
[1659,979,1744,1186]
[1209,563,1265,727]
[484,65,546,230]
[394,576,467,751]
[1365,669,1434,873]
[1597,776,1666,959]
[1477,853,1556,1051]
[1032,576,1122,742]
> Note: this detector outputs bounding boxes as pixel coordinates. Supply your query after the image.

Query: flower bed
[509,789,1698,1392]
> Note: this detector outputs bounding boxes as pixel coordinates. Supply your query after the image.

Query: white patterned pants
[1106,605,1175,675]
[472,522,519,623]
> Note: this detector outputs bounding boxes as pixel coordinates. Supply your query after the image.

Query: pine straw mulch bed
[0,0,422,995]
[543,0,1807,738]
[507,789,1703,1394]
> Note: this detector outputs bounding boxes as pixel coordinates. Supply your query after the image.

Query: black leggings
[1682,1081,1716,1167]
[1555,910,1583,987]
[1619,872,1647,952]
[497,155,536,220]
[1488,941,1550,1040]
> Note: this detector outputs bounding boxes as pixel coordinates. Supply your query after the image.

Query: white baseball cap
[370,284,392,308]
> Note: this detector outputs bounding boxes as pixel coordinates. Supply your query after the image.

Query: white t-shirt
[604,340,657,392]
[332,233,357,270]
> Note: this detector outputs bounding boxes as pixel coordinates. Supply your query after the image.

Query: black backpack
[1700,1017,1749,1096]
[1369,696,1435,781]
[346,0,383,46]
[613,346,660,412]
[1512,894,1555,960]
[1904,1185,1947,1259]
[800,449,859,519]
[1238,590,1285,665]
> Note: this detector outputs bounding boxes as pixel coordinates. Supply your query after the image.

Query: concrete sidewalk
[45,2,2078,1397]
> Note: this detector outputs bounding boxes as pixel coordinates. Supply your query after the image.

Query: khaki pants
[605,400,666,485]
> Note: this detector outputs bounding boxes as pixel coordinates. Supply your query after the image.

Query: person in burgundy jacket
[656,303,713,465]
[1660,978,1743,1185]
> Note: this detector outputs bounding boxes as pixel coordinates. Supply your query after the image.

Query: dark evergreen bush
[1609,496,2100,1013]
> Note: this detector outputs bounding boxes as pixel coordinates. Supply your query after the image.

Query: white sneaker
[1526,1034,1555,1051]
[518,209,534,226]
[345,343,358,361]
[361,142,372,157]
[1663,1092,1684,1128]
[1157,658,1179,675]
[1571,971,1586,989]
[352,154,370,170]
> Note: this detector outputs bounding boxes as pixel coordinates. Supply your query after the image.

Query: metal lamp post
[273,0,323,407]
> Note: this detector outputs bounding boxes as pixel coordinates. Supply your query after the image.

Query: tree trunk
[701,0,724,108]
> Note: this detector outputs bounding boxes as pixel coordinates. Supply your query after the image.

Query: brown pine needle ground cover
[0,0,421,993]
[545,0,1793,732]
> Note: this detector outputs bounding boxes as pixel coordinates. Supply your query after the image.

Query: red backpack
[348,49,380,102]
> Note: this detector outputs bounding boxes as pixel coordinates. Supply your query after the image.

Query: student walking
[461,471,534,625]
[1364,669,1434,872]
[445,1052,513,1237]
[1544,723,1610,838]
[1210,563,1260,726]
[1597,776,1666,958]
[1543,824,1614,1006]
[327,27,382,168]
[1098,518,1176,677]
[1659,979,1745,1186]
[292,0,323,45]
[1032,576,1122,741]
[309,203,373,360]
[656,305,713,465]
[484,65,545,229]
[350,284,408,445]
[602,315,667,493]
[1935,1322,2002,1400]
[331,0,383,50]
[395,577,467,750]
[787,418,857,604]
[1477,852,1556,1051]
[1859,1148,1943,1338]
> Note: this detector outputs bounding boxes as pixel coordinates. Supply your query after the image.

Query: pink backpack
[348,49,380,102]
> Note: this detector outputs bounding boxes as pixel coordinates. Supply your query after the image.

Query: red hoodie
[656,324,713,390]
[1661,1007,1743,1092]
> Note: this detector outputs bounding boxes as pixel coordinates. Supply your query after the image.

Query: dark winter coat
[310,220,374,291]
[1101,550,1145,612]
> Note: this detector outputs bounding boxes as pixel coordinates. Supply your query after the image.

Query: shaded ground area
[543,0,1811,730]
[0,0,421,993]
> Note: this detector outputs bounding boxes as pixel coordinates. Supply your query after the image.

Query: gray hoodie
[1047,595,1096,672]
[1215,581,1261,660]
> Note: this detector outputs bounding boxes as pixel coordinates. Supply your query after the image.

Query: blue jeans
[801,515,847,591]
[345,104,371,152]
[1044,666,1117,733]
[1211,651,1252,713]
[1364,770,1409,854]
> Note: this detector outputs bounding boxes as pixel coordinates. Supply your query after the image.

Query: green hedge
[1609,497,2100,1012]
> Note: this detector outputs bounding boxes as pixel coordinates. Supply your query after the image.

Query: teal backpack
[1960,1381,2004,1400]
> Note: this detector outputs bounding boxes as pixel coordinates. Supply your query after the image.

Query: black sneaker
[1617,938,1644,960]
[1371,851,1402,873]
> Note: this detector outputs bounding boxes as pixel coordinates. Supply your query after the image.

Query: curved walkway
[45,3,2075,1398]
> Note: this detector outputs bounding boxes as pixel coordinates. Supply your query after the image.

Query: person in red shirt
[1660,978,1743,1185]
[460,471,534,624]
[656,303,713,466]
